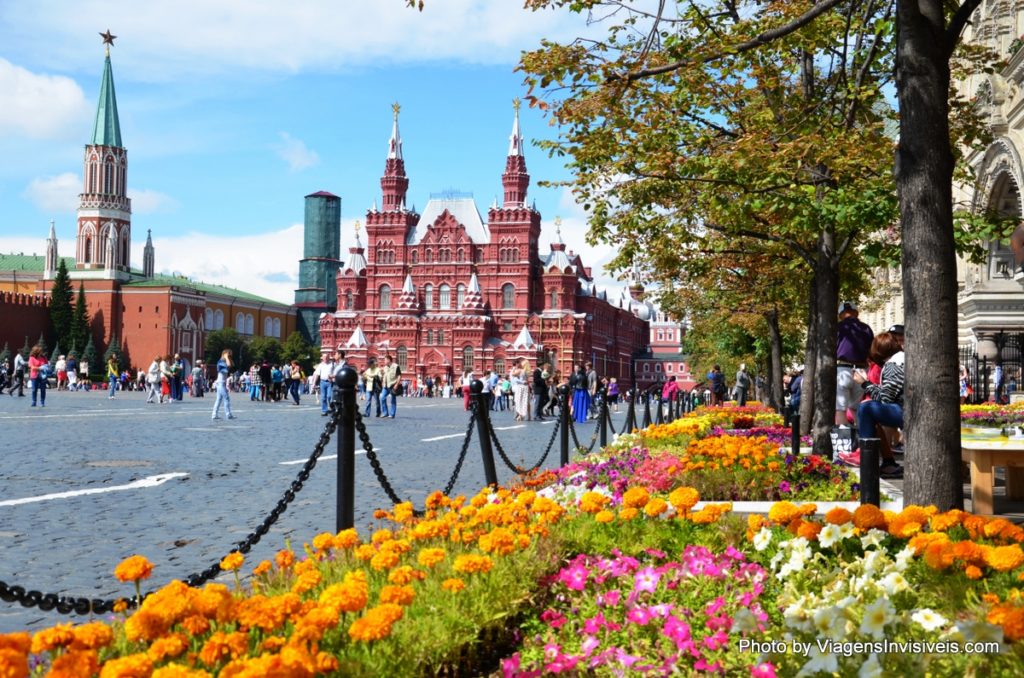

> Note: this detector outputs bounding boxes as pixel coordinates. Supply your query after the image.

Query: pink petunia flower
[634,566,661,594]
[751,662,777,678]
[558,562,590,591]
[627,605,653,625]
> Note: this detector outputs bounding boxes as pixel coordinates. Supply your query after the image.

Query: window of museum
[502,283,515,309]
[379,320,388,332]
[380,284,392,310]
[410,251,418,264]
[643,363,650,372]
[396,346,408,371]
[439,284,451,310]
[425,250,433,263]
[273,318,281,338]
[437,330,444,344]
[667,363,673,373]
[457,248,464,262]
[502,321,513,332]
[426,329,433,345]
[456,283,466,309]
[463,346,474,369]
[235,312,244,332]
[245,314,254,335]
[550,290,558,309]
[424,284,433,309]
[204,308,213,328]
[214,309,224,330]
[495,359,505,375]
[345,290,353,310]
[265,317,273,336]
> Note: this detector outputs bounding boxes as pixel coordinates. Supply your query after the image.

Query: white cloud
[0,58,90,139]
[23,173,80,213]
[4,1,594,79]
[537,186,622,290]
[128,188,178,214]
[275,132,319,172]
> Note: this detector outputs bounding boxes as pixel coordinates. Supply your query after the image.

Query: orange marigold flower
[908,532,948,556]
[219,552,244,572]
[929,510,965,532]
[291,569,322,595]
[888,516,923,539]
[393,502,415,523]
[98,653,153,678]
[768,501,802,525]
[0,632,30,654]
[371,529,394,544]
[983,593,1001,605]
[355,544,377,561]
[899,505,936,525]
[333,528,360,550]
[31,624,75,653]
[388,566,419,585]
[417,548,446,568]
[252,560,273,577]
[619,507,640,521]
[479,527,517,555]
[275,549,295,570]
[311,532,335,552]
[151,665,213,678]
[181,614,210,637]
[945,541,987,567]
[198,631,249,667]
[579,491,610,514]
[798,521,823,540]
[261,635,286,652]
[965,564,984,580]
[853,505,887,530]
[824,507,853,525]
[622,487,651,509]
[319,571,369,615]
[747,514,764,533]
[147,633,189,662]
[667,487,700,513]
[114,555,154,583]
[442,578,466,593]
[644,498,669,517]
[963,515,988,539]
[425,490,447,510]
[379,585,415,606]
[984,545,1024,573]
[1000,607,1024,642]
[70,622,113,651]
[316,652,340,674]
[595,510,614,524]
[348,604,404,642]
[452,554,494,574]
[370,549,400,571]
[50,650,99,678]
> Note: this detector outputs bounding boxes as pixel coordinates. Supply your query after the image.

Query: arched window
[439,283,451,310]
[476,250,484,263]
[410,250,418,264]
[437,330,444,344]
[264,317,273,336]
[456,283,466,309]
[245,314,255,335]
[345,290,353,310]
[380,284,392,309]
[121,235,129,268]
[273,318,281,338]
[204,308,213,328]
[502,283,515,309]
[426,329,433,345]
[396,345,408,370]
[84,236,92,263]
[104,162,113,194]
[235,312,245,331]
[214,309,224,330]
[667,363,674,373]
[550,289,558,309]
[424,283,434,309]
[425,249,433,263]
[456,248,464,262]
[462,345,474,369]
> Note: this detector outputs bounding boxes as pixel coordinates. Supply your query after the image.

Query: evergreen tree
[104,337,122,365]
[49,341,62,369]
[71,282,90,355]
[49,259,74,349]
[19,337,30,359]
[0,342,9,365]
[82,336,97,381]
[36,333,48,356]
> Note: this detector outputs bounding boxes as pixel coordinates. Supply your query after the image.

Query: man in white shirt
[315,353,336,416]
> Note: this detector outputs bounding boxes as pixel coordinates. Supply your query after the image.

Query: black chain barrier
[0,405,341,617]
[487,415,561,475]
[353,406,478,518]
[567,412,601,453]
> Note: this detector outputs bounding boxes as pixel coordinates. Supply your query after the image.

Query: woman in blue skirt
[571,363,591,423]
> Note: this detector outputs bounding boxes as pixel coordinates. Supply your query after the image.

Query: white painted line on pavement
[278,451,367,466]
[494,425,526,431]
[0,473,188,507]
[421,433,464,442]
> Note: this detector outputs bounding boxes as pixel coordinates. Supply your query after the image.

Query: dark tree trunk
[766,309,784,411]
[896,0,970,509]
[800,276,817,435]
[811,245,839,459]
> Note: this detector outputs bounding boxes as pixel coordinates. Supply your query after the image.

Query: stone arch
[974,137,1024,216]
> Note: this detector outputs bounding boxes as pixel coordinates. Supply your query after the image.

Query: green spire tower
[294,191,342,345]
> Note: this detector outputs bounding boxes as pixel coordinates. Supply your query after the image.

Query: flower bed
[961,403,1024,428]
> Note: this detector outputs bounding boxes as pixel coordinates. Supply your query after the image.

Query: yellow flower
[622,487,650,509]
[147,633,189,662]
[668,487,700,512]
[370,549,400,571]
[984,545,1024,573]
[98,653,154,678]
[219,552,244,572]
[70,622,113,651]
[333,528,360,550]
[417,548,446,568]
[114,555,154,583]
[442,578,466,593]
[452,554,494,574]
[379,585,416,606]
[252,560,272,577]
[579,491,610,513]
[643,498,668,517]
[595,510,614,523]
[619,507,640,521]
[275,549,295,570]
[31,624,75,653]
[49,650,99,678]
[768,501,802,525]
[348,604,404,642]
[311,532,335,552]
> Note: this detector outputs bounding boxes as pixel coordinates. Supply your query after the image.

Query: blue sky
[0,0,621,303]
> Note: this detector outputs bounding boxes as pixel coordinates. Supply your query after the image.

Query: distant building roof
[122,274,287,306]
[0,253,75,272]
[305,191,339,198]
[408,197,490,245]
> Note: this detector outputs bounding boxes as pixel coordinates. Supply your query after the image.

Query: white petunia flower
[911,608,949,633]
[862,550,885,576]
[753,527,773,552]
[880,571,909,595]
[859,597,895,639]
[858,653,883,678]
[860,528,887,550]
[797,647,839,677]
[838,522,856,540]
[731,607,760,634]
[818,523,842,548]
[895,545,915,571]
[948,621,1004,645]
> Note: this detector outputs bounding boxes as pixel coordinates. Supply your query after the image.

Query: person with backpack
[28,345,50,407]
[381,354,402,418]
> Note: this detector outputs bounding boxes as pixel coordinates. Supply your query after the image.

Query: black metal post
[335,366,357,532]
[666,391,675,423]
[790,413,801,457]
[598,386,609,448]
[859,437,881,506]
[642,389,652,428]
[655,392,664,424]
[470,379,498,487]
[559,384,571,465]
[623,389,637,433]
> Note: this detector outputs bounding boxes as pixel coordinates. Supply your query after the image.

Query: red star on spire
[99,30,117,46]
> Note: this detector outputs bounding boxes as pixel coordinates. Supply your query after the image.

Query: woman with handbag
[28,345,49,407]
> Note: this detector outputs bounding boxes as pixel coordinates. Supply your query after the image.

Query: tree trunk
[896,0,964,509]
[800,276,817,435]
[765,309,784,411]
[811,247,839,459]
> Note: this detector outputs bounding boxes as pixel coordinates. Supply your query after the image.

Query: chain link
[353,408,420,514]
[487,415,560,474]
[442,409,477,496]
[567,414,601,454]
[0,405,340,617]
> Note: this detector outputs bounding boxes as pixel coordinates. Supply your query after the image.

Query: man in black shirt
[533,362,550,421]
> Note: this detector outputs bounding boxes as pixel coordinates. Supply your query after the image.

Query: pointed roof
[388,102,403,160]
[90,54,123,148]
[396,274,418,313]
[512,325,538,350]
[144,228,153,247]
[508,98,524,156]
[345,326,369,348]
[47,220,56,240]
[462,272,485,313]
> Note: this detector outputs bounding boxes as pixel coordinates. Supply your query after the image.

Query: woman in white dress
[512,359,531,421]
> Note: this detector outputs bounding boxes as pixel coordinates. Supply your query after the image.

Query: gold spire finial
[512,97,521,112]
[392,102,401,118]
[554,216,562,239]
[354,220,361,232]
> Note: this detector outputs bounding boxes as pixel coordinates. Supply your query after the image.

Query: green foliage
[281,331,318,373]
[103,337,122,368]
[81,336,97,380]
[49,341,61,369]
[19,337,30,359]
[35,333,47,356]
[70,282,90,355]
[204,329,245,367]
[246,336,282,369]
[48,259,74,349]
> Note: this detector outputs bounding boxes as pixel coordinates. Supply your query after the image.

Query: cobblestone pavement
[0,388,627,632]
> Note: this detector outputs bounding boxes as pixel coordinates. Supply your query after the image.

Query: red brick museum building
[319,104,654,383]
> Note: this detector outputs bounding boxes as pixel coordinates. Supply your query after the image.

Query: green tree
[19,337,30,359]
[36,333,48,356]
[281,331,318,373]
[70,282,90,355]
[81,335,97,381]
[204,328,245,367]
[247,336,282,368]
[49,341,61,370]
[48,259,74,349]
[104,337,122,367]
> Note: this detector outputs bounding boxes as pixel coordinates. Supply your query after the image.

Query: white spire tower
[44,220,58,279]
